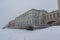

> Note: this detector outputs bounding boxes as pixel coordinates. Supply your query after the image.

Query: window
[53,14,55,18]
[57,13,59,17]
[47,15,49,20]
[44,16,46,20]
[50,15,52,19]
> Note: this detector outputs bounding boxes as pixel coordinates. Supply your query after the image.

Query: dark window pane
[57,13,60,17]
[53,14,55,18]
[47,15,49,20]
[50,15,52,19]
[44,16,46,20]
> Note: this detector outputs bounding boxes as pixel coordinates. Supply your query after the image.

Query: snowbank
[0,26,60,40]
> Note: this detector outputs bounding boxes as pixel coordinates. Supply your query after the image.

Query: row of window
[44,13,60,20]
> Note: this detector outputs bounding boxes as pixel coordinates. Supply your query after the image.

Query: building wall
[14,9,47,28]
[43,10,60,25]
[58,0,60,12]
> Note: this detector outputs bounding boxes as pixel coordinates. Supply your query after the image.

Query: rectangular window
[50,15,52,19]
[47,15,49,20]
[57,13,60,17]
[53,14,55,18]
[44,16,46,20]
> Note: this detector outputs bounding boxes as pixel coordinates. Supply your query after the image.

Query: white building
[14,9,48,28]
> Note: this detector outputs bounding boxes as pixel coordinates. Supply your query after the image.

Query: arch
[47,21,56,24]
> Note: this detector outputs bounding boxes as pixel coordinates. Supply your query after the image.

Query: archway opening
[47,21,56,24]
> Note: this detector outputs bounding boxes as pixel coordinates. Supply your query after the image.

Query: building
[6,0,60,29]
[58,0,60,12]
[43,0,60,25]
[14,9,48,28]
[43,10,60,25]
[7,20,17,29]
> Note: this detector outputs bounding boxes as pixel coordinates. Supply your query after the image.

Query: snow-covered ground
[0,26,60,40]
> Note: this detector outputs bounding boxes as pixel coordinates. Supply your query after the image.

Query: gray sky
[0,0,58,27]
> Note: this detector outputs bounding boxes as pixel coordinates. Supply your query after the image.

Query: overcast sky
[0,0,58,27]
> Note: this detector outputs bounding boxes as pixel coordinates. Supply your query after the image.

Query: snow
[0,26,60,40]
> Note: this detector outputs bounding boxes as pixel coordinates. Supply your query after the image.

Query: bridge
[43,10,60,25]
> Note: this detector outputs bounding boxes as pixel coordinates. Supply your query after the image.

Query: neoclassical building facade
[14,9,47,28]
[7,0,60,29]
[43,10,60,25]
